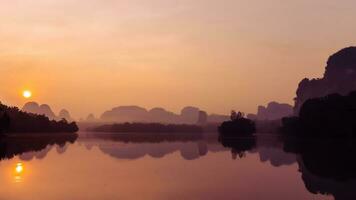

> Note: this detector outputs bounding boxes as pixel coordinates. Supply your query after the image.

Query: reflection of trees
[218,136,256,159]
[283,139,356,200]
[0,133,78,160]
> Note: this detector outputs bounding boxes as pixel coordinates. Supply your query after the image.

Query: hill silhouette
[248,102,293,120]
[100,105,228,124]
[0,102,78,133]
[58,109,73,122]
[23,102,56,119]
[22,102,74,122]
[294,47,356,114]
[281,91,356,137]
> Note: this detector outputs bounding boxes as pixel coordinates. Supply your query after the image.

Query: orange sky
[0,0,355,119]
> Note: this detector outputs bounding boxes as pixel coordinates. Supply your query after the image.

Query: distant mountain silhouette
[86,113,97,122]
[22,101,74,121]
[101,106,148,122]
[197,111,208,125]
[257,102,293,120]
[58,109,73,122]
[207,114,230,123]
[180,106,200,123]
[247,102,293,121]
[295,47,356,114]
[100,105,228,124]
[23,102,56,119]
[0,102,78,133]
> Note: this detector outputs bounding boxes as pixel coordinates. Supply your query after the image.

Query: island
[218,111,256,137]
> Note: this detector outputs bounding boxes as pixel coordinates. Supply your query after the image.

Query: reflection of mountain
[78,133,227,160]
[255,135,296,167]
[295,47,356,114]
[100,105,228,124]
[218,134,296,166]
[283,139,356,200]
[0,133,78,161]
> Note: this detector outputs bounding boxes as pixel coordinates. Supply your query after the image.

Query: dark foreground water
[0,132,354,200]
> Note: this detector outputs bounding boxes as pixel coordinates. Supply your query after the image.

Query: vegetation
[0,103,78,133]
[281,91,356,137]
[218,111,256,137]
[90,122,203,133]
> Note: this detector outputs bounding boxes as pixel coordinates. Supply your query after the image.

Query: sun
[15,163,24,174]
[23,90,32,98]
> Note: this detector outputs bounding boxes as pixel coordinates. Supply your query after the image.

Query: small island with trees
[0,102,78,134]
[218,111,256,137]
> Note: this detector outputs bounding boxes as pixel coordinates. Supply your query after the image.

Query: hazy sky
[0,0,355,118]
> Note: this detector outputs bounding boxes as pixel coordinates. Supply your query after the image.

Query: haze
[1,0,355,118]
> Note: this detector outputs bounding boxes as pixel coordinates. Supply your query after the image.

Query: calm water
[0,132,353,200]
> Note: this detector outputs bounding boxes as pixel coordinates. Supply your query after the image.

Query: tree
[0,112,10,133]
[230,110,237,121]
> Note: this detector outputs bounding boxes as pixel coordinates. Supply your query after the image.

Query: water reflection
[219,136,256,159]
[283,138,356,200]
[0,132,353,199]
[0,133,77,161]
[0,133,77,184]
[78,133,226,160]
[256,135,296,167]
[217,134,356,200]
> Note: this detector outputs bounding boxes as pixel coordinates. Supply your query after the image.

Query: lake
[0,132,352,200]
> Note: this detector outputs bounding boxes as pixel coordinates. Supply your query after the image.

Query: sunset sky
[1,0,355,118]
